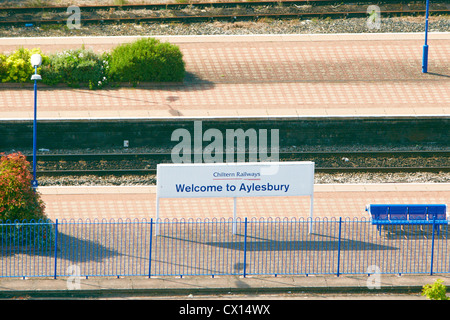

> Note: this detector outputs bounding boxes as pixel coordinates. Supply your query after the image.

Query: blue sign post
[30,54,42,189]
[422,0,430,73]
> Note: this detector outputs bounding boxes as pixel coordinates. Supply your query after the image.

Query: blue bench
[365,204,448,235]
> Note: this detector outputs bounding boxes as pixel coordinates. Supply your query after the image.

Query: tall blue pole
[54,219,59,279]
[32,66,38,189]
[148,218,153,278]
[336,217,342,277]
[243,217,248,278]
[422,0,430,73]
[430,217,436,275]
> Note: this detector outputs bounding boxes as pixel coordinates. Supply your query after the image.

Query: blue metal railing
[0,217,449,278]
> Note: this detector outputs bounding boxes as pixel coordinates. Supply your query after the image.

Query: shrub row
[0,38,186,89]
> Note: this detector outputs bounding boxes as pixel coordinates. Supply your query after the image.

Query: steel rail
[3,11,448,26]
[1,1,448,26]
[0,0,439,13]
[24,149,450,160]
[34,166,450,176]
[23,150,449,176]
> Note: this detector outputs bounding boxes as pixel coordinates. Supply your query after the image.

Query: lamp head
[30,54,42,67]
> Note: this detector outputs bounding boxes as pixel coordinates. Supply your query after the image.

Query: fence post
[336,217,342,277]
[53,219,58,279]
[243,217,248,278]
[430,217,436,276]
[148,218,153,278]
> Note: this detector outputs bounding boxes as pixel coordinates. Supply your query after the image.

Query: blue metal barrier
[0,217,449,278]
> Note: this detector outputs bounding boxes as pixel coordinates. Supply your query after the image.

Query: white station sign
[157,161,314,198]
[155,161,315,234]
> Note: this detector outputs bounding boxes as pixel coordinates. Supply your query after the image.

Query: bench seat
[366,204,448,225]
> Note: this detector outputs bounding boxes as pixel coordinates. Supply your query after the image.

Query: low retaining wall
[0,117,448,150]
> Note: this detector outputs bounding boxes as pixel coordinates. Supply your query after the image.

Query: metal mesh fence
[1,217,449,278]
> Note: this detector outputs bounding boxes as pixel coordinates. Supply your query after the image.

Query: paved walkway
[0,273,447,299]
[38,183,450,221]
[0,33,449,120]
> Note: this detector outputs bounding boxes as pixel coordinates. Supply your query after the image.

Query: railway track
[1,0,444,12]
[0,0,448,26]
[24,150,450,176]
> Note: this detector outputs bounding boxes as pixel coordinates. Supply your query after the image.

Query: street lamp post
[422,0,430,73]
[30,54,42,190]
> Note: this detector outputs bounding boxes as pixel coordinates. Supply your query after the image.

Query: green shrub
[107,37,185,83]
[2,40,184,87]
[0,152,46,222]
[0,53,7,82]
[0,152,54,249]
[422,279,449,300]
[1,48,49,83]
[41,48,108,89]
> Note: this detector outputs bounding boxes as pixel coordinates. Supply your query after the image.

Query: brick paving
[0,33,449,119]
[1,34,448,221]
[38,185,450,221]
[1,34,449,282]
[0,184,444,280]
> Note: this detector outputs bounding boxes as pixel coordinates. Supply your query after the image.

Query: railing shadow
[0,219,147,264]
[205,238,398,251]
[427,72,450,78]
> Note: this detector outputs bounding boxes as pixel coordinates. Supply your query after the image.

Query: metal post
[148,218,153,278]
[422,0,430,73]
[155,197,160,236]
[309,195,314,234]
[53,219,58,279]
[233,197,237,235]
[336,217,342,277]
[243,217,248,278]
[32,66,38,189]
[430,217,436,275]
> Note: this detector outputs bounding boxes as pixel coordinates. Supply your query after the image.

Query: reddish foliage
[0,152,46,222]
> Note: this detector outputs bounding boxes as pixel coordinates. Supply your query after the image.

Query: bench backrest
[428,205,447,220]
[366,204,447,222]
[408,206,428,220]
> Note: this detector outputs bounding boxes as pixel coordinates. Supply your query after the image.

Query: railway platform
[0,32,449,300]
[0,182,447,300]
[0,32,449,120]
[38,183,450,221]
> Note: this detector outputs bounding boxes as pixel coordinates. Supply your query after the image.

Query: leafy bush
[422,279,449,300]
[0,53,7,82]
[0,152,54,249]
[1,47,49,83]
[41,48,108,89]
[1,38,185,88]
[107,38,185,83]
[0,152,46,222]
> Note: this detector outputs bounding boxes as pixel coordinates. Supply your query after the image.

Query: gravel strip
[4,147,448,185]
[34,156,450,171]
[1,16,449,38]
[36,171,450,186]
